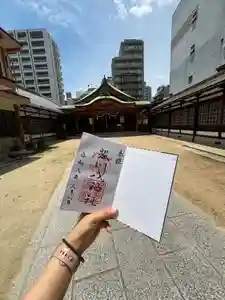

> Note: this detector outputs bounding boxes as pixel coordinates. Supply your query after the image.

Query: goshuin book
[61,132,178,242]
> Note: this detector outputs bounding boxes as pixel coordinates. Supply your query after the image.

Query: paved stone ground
[9,155,225,300]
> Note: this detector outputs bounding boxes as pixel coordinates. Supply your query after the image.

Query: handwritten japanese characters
[115,149,124,165]
[61,133,127,212]
[66,151,87,205]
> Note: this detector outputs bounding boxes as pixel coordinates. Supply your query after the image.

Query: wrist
[66,235,85,255]
[52,243,81,275]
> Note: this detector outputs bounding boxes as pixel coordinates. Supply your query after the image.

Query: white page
[113,147,178,242]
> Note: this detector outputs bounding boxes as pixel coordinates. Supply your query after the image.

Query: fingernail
[110,208,118,213]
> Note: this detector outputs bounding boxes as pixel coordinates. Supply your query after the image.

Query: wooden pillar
[92,117,95,133]
[192,95,200,142]
[136,112,139,132]
[168,105,172,137]
[148,108,152,133]
[218,88,225,138]
[105,115,108,131]
[75,116,79,134]
[179,101,182,135]
[14,104,25,148]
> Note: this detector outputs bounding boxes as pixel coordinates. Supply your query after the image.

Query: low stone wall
[0,137,14,161]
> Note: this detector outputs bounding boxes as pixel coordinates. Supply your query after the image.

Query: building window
[33,48,46,55]
[20,41,28,47]
[14,71,21,76]
[38,78,49,84]
[199,103,209,125]
[34,56,47,62]
[28,87,36,92]
[30,31,43,39]
[24,72,33,77]
[39,86,50,92]
[21,57,30,62]
[37,71,48,77]
[21,49,29,55]
[25,79,34,85]
[31,40,44,47]
[17,32,26,39]
[12,65,20,70]
[190,44,195,62]
[23,65,32,70]
[188,74,193,84]
[11,58,18,63]
[192,10,198,30]
[42,92,52,98]
[35,64,48,70]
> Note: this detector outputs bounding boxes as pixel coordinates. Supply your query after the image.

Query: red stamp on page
[78,178,106,206]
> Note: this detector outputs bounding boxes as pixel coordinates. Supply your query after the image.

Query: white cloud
[129,4,152,17]
[114,0,178,19]
[16,0,81,28]
[113,0,128,20]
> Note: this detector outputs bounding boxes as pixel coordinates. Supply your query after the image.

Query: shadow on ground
[0,157,41,176]
[69,132,151,138]
[0,140,64,176]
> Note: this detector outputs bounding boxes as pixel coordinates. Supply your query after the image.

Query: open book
[61,133,178,242]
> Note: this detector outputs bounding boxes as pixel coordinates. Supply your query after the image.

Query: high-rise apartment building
[112,39,144,99]
[170,0,225,95]
[144,82,152,102]
[8,29,64,104]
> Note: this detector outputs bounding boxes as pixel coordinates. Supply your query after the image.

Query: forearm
[22,257,77,300]
[22,208,117,300]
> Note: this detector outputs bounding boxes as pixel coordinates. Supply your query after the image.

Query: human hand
[67,207,118,255]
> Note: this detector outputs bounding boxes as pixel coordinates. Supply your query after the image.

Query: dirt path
[121,135,225,227]
[0,139,80,300]
[1,135,225,299]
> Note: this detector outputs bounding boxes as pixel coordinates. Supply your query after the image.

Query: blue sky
[1,0,179,96]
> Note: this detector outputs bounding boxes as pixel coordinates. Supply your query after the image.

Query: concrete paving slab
[172,213,225,277]
[163,248,225,300]
[75,231,118,281]
[109,219,128,231]
[167,191,193,218]
[152,218,191,256]
[112,227,182,300]
[72,269,126,300]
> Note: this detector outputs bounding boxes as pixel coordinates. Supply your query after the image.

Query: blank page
[113,147,177,242]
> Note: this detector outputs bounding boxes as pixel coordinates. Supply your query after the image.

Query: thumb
[91,207,118,223]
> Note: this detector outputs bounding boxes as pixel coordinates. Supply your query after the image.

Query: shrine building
[61,76,151,135]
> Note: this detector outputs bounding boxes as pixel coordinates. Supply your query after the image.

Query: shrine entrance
[94,114,121,133]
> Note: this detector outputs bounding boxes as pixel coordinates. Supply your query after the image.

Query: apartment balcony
[31,41,45,48]
[34,60,47,64]
[115,63,142,69]
[22,60,32,66]
[24,76,34,81]
[38,80,50,86]
[114,69,142,75]
[33,52,46,57]
[20,51,30,57]
[36,73,49,78]
[15,75,22,82]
